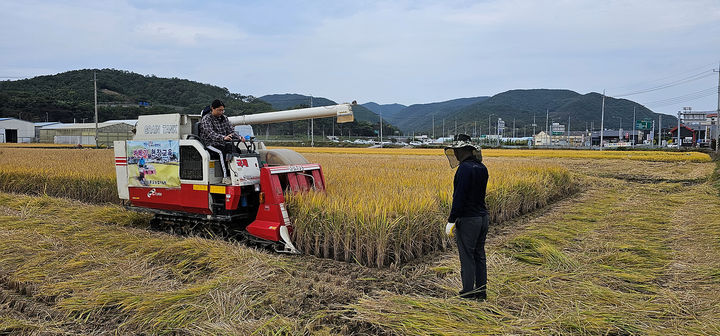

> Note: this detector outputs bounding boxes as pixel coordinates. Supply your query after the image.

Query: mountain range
[362,90,677,135]
[0,69,678,137]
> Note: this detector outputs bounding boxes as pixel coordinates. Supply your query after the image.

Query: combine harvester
[114,103,355,253]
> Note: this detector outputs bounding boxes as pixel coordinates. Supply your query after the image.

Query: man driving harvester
[199,99,244,183]
[444,134,489,301]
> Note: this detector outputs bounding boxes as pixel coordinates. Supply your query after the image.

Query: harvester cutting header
[114,103,355,253]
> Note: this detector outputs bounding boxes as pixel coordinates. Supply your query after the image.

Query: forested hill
[394,89,678,135]
[361,102,407,119]
[444,89,678,135]
[381,96,490,134]
[0,69,272,123]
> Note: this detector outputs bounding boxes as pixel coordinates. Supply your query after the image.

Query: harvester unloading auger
[114,103,355,253]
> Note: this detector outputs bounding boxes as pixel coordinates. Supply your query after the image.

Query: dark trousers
[455,215,489,295]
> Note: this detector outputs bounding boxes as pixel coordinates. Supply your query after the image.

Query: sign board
[126,140,180,188]
[551,123,565,136]
[605,142,631,148]
[636,119,653,130]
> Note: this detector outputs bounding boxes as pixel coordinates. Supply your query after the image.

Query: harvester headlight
[259,192,265,204]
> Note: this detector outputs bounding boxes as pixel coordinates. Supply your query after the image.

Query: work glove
[445,222,456,238]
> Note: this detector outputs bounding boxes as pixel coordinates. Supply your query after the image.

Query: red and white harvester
[114,103,354,253]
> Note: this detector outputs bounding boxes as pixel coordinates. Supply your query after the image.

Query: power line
[605,61,719,92]
[644,86,719,107]
[613,70,715,97]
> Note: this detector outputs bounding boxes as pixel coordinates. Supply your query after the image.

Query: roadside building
[0,117,35,143]
[669,125,699,147]
[534,131,551,146]
[590,130,644,147]
[678,110,718,147]
[39,120,136,147]
[534,130,587,147]
[34,122,61,141]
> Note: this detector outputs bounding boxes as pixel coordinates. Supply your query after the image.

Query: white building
[38,120,136,147]
[34,122,61,140]
[0,117,36,143]
[534,131,551,146]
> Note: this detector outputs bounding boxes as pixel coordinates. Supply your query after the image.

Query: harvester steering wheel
[227,137,255,153]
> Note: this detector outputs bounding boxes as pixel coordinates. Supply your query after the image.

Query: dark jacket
[199,113,236,148]
[448,157,488,223]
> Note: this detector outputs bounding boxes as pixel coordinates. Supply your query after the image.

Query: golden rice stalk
[288,153,579,267]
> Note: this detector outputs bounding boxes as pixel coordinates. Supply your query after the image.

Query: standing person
[198,99,242,182]
[444,134,489,300]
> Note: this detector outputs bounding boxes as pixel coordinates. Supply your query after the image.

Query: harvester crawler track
[148,214,285,252]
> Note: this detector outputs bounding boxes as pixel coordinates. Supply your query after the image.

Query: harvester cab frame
[114,103,355,254]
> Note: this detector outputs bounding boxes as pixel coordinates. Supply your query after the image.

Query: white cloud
[134,21,247,47]
[1,0,718,110]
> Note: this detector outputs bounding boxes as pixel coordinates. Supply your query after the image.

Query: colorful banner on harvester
[126,140,180,188]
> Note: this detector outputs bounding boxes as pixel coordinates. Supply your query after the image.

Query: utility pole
[488,114,491,136]
[94,71,99,148]
[677,110,681,148]
[545,109,549,134]
[488,114,494,145]
[658,114,662,147]
[474,121,477,137]
[432,115,435,139]
[632,107,636,147]
[454,119,457,136]
[379,111,383,147]
[651,120,655,148]
[512,118,516,138]
[310,96,314,147]
[567,115,570,146]
[533,113,536,136]
[715,63,720,153]
[600,91,605,149]
[442,119,445,138]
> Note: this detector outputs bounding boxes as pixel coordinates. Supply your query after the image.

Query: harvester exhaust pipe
[278,226,300,254]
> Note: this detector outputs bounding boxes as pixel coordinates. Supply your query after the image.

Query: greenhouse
[39,120,136,147]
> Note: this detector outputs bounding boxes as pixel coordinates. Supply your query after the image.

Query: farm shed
[0,117,35,143]
[39,120,136,147]
[34,122,61,140]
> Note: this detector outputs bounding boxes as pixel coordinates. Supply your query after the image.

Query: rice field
[291,153,577,267]
[0,145,708,266]
[0,146,707,268]
[0,146,578,267]
[0,147,719,334]
[280,146,712,162]
[0,148,116,203]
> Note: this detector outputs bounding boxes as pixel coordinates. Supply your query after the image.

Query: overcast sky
[1,0,719,116]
